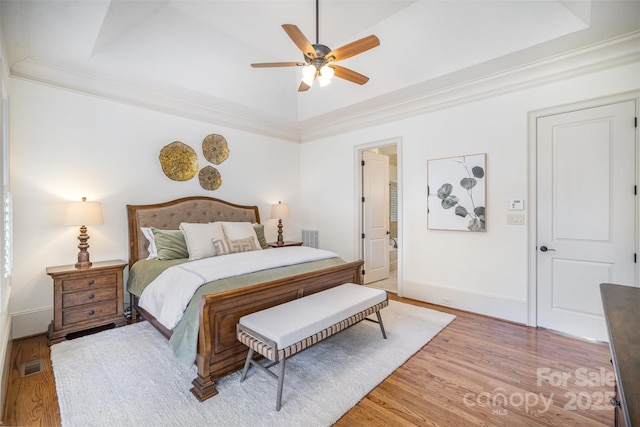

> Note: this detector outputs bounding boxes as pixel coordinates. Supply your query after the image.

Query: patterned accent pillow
[212,237,257,255]
[220,222,262,251]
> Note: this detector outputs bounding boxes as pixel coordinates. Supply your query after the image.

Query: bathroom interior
[370,144,398,294]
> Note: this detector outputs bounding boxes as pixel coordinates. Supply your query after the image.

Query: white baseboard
[11,306,52,339]
[403,280,528,324]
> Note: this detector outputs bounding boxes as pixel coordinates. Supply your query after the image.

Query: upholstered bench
[236,283,388,411]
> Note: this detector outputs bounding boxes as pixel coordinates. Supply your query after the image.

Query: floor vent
[19,359,43,377]
[302,229,319,248]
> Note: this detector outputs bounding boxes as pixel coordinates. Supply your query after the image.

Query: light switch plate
[508,200,524,210]
[507,214,525,225]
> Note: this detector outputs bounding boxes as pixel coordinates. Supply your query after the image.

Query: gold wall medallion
[202,134,230,165]
[198,165,222,190]
[159,141,199,181]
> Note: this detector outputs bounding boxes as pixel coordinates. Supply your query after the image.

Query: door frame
[354,137,403,296]
[527,91,640,327]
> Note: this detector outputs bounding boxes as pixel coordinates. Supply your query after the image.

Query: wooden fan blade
[330,65,369,85]
[251,62,305,68]
[299,68,318,91]
[282,24,316,59]
[298,81,311,92]
[326,35,379,62]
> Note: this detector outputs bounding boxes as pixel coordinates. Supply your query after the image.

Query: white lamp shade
[63,199,104,226]
[271,202,289,219]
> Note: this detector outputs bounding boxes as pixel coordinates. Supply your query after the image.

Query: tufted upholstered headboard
[126,196,260,268]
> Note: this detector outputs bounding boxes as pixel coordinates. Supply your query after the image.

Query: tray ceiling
[1,0,639,141]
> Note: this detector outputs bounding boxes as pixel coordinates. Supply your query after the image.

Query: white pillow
[179,222,226,260]
[220,222,262,251]
[140,227,157,260]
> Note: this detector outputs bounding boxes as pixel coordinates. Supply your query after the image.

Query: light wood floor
[3,296,614,426]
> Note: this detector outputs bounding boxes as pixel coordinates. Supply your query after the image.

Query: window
[3,191,11,280]
[389,180,398,222]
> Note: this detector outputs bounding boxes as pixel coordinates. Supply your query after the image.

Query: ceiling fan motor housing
[305,44,332,66]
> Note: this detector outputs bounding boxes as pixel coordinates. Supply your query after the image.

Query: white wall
[9,79,301,338]
[301,61,640,324]
[0,25,11,421]
[6,56,640,337]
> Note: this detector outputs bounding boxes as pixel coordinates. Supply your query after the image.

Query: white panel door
[362,151,390,284]
[537,100,636,341]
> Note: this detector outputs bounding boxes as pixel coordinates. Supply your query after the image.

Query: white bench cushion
[238,283,386,349]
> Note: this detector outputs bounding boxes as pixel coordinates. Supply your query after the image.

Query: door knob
[540,245,555,252]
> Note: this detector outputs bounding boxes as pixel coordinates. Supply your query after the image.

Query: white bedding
[138,246,340,330]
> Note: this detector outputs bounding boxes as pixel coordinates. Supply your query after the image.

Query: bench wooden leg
[239,348,287,411]
[276,358,286,411]
[376,311,387,339]
[240,348,254,382]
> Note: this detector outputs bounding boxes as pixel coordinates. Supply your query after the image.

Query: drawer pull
[88,310,95,316]
[88,279,95,286]
[88,293,95,299]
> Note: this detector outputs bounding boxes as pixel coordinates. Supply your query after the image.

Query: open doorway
[357,140,401,295]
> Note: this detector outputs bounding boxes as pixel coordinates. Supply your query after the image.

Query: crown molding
[9,58,304,143]
[300,31,640,141]
[8,32,640,144]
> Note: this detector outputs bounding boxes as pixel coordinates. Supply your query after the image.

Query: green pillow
[253,223,270,249]
[151,228,189,260]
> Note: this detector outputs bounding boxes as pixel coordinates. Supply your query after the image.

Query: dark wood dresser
[46,260,127,345]
[601,283,640,427]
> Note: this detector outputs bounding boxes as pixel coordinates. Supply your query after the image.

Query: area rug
[51,300,455,427]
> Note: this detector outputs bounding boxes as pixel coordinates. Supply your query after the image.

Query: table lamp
[270,201,289,246]
[64,197,104,268]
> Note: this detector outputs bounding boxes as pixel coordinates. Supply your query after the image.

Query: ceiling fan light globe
[302,64,316,79]
[320,65,334,78]
[318,75,332,87]
[301,77,315,87]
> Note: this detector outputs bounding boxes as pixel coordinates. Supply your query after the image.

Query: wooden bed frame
[126,196,363,401]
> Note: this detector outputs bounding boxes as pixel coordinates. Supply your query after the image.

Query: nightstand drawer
[62,301,118,326]
[62,272,117,292]
[62,287,117,309]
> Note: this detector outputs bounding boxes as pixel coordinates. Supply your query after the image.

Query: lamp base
[75,250,92,269]
[276,219,284,245]
[75,226,93,269]
[75,261,93,269]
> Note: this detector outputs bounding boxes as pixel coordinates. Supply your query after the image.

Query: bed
[126,196,363,401]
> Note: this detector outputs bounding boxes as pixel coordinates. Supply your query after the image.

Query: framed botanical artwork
[427,153,486,231]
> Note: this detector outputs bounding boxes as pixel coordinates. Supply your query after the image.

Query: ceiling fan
[251,0,380,92]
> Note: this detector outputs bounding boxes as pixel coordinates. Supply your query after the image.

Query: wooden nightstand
[46,260,127,345]
[268,241,303,248]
